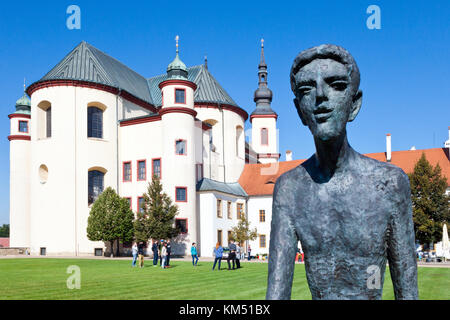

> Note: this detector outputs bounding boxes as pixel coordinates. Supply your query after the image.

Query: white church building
[9,40,450,257]
[8,39,283,257]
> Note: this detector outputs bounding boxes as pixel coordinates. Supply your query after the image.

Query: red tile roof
[239,148,450,196]
[239,159,305,196]
[365,148,450,185]
[0,238,9,248]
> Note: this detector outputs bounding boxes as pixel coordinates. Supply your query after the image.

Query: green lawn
[0,258,448,300]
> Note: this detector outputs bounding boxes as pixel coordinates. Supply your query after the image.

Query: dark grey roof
[34,41,240,110]
[39,41,153,104]
[148,65,238,107]
[196,178,248,197]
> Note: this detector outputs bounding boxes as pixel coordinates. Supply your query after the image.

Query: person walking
[227,240,236,270]
[152,240,159,267]
[131,242,138,267]
[191,243,199,266]
[235,243,241,269]
[247,245,252,261]
[212,242,223,271]
[161,242,168,269]
[138,241,145,268]
[166,240,172,267]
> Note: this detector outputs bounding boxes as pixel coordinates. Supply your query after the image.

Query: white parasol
[442,223,450,260]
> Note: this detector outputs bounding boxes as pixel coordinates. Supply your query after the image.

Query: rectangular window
[18,120,28,133]
[137,160,146,181]
[176,219,188,234]
[261,128,268,146]
[175,88,186,104]
[152,158,161,179]
[260,235,266,248]
[138,196,145,213]
[175,139,187,155]
[175,187,187,202]
[227,201,232,219]
[237,203,243,220]
[228,231,233,242]
[123,162,132,182]
[217,199,222,218]
[46,107,52,138]
[217,230,222,246]
[259,210,266,223]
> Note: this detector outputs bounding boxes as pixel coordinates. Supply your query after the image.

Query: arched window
[46,107,52,138]
[88,107,103,138]
[236,126,244,157]
[88,170,104,204]
[261,128,268,146]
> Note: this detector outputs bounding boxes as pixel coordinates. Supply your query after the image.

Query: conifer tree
[87,187,134,256]
[134,177,179,243]
[408,153,450,245]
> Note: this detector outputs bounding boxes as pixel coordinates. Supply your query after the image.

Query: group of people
[131,239,172,269]
[132,239,250,270]
[212,240,245,271]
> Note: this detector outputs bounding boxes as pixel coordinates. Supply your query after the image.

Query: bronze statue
[266,45,418,300]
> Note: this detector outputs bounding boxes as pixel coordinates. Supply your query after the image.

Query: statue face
[293,58,362,141]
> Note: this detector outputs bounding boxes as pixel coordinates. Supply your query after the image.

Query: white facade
[247,196,273,255]
[8,41,279,257]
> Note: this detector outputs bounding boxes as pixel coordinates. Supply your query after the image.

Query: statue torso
[288,154,403,299]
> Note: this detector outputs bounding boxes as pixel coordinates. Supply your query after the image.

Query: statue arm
[387,171,419,300]
[266,175,298,300]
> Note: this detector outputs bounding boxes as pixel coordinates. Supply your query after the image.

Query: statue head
[290,44,363,141]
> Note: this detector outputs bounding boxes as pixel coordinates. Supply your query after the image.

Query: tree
[134,177,179,243]
[230,215,257,247]
[87,187,134,257]
[408,153,450,245]
[0,224,9,237]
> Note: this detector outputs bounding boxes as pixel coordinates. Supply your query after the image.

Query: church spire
[252,38,274,111]
[167,35,188,80]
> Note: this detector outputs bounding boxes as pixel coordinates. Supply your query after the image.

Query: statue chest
[293,178,391,255]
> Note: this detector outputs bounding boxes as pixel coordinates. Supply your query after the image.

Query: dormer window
[175,88,186,104]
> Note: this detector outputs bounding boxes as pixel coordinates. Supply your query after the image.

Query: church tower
[8,83,31,248]
[159,36,198,255]
[250,39,279,163]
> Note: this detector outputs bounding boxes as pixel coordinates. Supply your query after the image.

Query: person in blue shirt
[131,242,138,267]
[191,242,199,266]
[212,242,223,271]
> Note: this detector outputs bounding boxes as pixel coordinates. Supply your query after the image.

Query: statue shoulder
[275,159,310,189]
[358,153,410,192]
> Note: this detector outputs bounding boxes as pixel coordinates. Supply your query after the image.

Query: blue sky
[0,0,449,224]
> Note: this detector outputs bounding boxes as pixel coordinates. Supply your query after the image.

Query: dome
[16,93,31,107]
[167,52,188,80]
[167,53,187,73]
[254,86,273,103]
[13,92,31,115]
